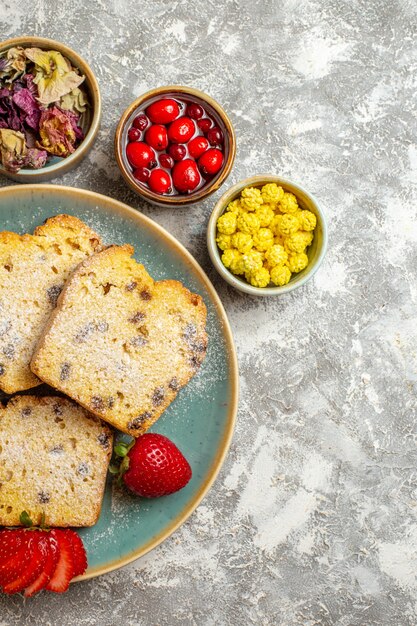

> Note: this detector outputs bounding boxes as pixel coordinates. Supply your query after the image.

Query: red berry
[145,124,168,151]
[0,527,87,597]
[0,531,32,588]
[132,114,148,131]
[123,433,192,497]
[198,148,224,176]
[66,530,88,578]
[128,127,141,142]
[3,534,47,595]
[197,118,212,134]
[46,529,75,593]
[159,153,174,169]
[168,117,195,143]
[207,126,224,146]
[187,103,204,120]
[146,98,180,124]
[133,167,150,182]
[24,535,59,597]
[172,158,201,193]
[148,168,172,194]
[0,529,26,565]
[126,142,155,168]
[168,143,186,161]
[188,136,209,159]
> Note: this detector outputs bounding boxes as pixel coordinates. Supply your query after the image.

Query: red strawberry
[0,530,33,588]
[3,534,47,594]
[0,529,26,565]
[45,530,74,593]
[121,433,192,498]
[67,530,87,577]
[24,534,59,597]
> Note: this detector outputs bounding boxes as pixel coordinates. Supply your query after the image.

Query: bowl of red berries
[114,86,236,206]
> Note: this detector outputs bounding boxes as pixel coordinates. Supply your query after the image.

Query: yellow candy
[217,212,237,235]
[216,234,232,251]
[240,186,263,212]
[246,266,270,288]
[242,249,264,273]
[270,264,291,286]
[236,212,260,235]
[218,183,317,289]
[285,231,313,253]
[265,244,288,267]
[297,210,317,231]
[231,231,253,254]
[255,204,275,227]
[253,228,274,252]
[277,214,300,236]
[269,214,282,236]
[279,192,298,214]
[226,199,242,214]
[261,183,284,204]
[221,249,244,275]
[287,252,308,273]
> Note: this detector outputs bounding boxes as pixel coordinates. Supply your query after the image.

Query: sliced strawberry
[24,534,59,597]
[0,529,26,565]
[0,532,32,587]
[3,533,47,594]
[67,531,87,577]
[45,530,74,593]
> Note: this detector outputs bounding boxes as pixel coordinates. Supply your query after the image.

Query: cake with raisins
[0,215,102,394]
[31,245,208,436]
[0,395,113,527]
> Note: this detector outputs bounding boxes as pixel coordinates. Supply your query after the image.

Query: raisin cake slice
[0,215,102,394]
[0,395,113,527]
[31,245,208,437]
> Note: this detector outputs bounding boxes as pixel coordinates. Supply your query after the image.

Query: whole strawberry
[113,434,192,498]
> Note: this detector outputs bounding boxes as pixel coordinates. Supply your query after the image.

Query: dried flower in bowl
[0,45,89,173]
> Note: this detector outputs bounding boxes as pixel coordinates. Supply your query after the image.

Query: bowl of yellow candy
[207,175,327,296]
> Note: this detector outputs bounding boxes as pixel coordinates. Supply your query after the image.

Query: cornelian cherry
[146,99,180,124]
[133,167,150,182]
[207,126,223,146]
[133,114,148,131]
[126,142,155,168]
[128,128,141,142]
[159,153,174,169]
[145,125,168,151]
[197,118,212,134]
[148,169,172,194]
[172,159,201,193]
[188,136,209,159]
[187,103,204,120]
[198,148,223,176]
[168,144,186,161]
[168,117,195,144]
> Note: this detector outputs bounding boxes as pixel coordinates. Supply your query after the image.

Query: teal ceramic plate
[0,184,238,580]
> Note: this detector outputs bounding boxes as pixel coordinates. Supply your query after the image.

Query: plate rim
[0,183,239,581]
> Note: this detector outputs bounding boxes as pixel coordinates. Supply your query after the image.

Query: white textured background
[1,0,417,624]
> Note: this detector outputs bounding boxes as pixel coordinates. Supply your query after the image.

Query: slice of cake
[0,215,102,394]
[0,395,113,527]
[31,245,208,436]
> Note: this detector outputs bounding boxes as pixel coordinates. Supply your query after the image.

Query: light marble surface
[1,0,417,624]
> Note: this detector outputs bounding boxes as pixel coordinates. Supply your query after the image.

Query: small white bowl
[207,174,328,296]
